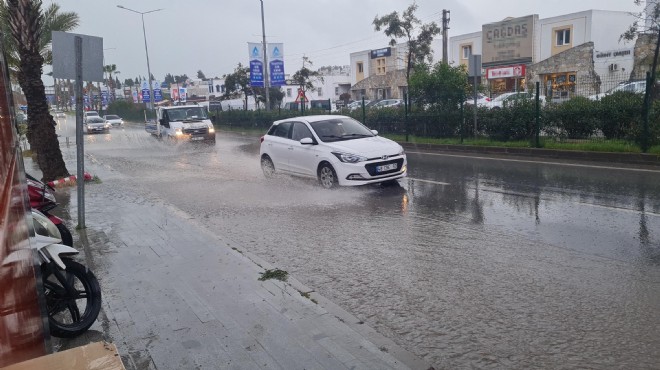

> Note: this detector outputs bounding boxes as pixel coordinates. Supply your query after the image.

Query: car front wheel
[318,163,338,189]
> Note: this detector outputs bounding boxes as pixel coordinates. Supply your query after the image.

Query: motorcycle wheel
[56,223,73,247]
[42,258,102,338]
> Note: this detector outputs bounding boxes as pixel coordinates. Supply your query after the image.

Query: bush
[106,100,149,122]
[598,91,642,140]
[545,97,598,139]
[480,98,537,141]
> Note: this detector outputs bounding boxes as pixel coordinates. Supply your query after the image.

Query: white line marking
[578,202,660,217]
[406,151,660,173]
[409,178,450,186]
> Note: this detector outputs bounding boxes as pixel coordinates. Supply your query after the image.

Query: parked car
[372,99,403,109]
[103,114,124,127]
[346,100,371,111]
[588,80,646,100]
[84,116,110,134]
[83,111,99,123]
[464,93,491,107]
[259,115,407,189]
[487,92,534,109]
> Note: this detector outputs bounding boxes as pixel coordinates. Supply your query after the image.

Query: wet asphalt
[50,117,660,369]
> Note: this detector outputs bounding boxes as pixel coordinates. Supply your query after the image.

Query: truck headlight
[175,128,183,136]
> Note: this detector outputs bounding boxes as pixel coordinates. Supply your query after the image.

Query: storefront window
[543,72,576,101]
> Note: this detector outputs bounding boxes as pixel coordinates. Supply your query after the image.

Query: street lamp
[259,0,270,111]
[117,5,162,116]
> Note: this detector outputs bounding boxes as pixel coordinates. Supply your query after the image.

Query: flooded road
[57,121,660,369]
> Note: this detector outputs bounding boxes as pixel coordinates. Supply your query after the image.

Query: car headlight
[332,152,367,163]
[209,127,215,133]
[105,123,111,128]
[175,128,183,136]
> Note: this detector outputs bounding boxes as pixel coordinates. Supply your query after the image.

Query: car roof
[273,115,348,125]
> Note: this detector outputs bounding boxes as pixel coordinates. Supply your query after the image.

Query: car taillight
[486,97,491,101]
[260,136,264,143]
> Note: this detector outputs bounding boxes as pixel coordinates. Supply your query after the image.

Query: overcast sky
[44,0,642,84]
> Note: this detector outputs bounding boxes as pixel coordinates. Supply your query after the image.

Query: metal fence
[212,78,660,152]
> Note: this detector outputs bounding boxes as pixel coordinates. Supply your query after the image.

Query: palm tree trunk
[17,53,69,181]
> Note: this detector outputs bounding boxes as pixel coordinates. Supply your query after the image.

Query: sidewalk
[28,157,430,370]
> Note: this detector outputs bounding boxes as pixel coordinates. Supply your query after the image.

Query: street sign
[52,31,103,82]
[295,89,307,102]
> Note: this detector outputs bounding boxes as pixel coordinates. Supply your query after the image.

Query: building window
[462,45,472,59]
[357,62,364,73]
[317,87,323,97]
[556,29,570,46]
[215,85,221,93]
[335,87,339,96]
[376,57,386,75]
[287,88,292,97]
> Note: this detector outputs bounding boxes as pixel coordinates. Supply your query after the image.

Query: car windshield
[105,115,120,119]
[87,117,105,123]
[166,107,208,121]
[86,112,99,116]
[309,117,375,142]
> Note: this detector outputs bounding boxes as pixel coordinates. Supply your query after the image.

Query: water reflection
[407,153,660,265]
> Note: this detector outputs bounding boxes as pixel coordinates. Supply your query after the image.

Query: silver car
[103,114,124,127]
[84,116,110,134]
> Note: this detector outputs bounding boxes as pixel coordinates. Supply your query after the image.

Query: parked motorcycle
[26,173,73,247]
[31,209,102,338]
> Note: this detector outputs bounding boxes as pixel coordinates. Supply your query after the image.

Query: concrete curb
[399,142,660,167]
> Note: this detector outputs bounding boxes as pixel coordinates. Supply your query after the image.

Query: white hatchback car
[260,115,407,188]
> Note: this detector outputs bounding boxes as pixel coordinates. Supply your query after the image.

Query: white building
[447,9,637,97]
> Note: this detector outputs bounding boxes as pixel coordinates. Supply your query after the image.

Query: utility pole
[442,9,450,65]
[260,0,270,111]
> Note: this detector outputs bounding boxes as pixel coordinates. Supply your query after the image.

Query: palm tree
[104,64,120,101]
[4,0,76,181]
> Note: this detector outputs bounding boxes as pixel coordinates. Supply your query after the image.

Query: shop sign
[482,15,537,68]
[371,47,392,59]
[486,65,526,79]
[595,49,632,59]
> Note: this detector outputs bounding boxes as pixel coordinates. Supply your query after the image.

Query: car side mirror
[371,130,379,136]
[300,137,314,145]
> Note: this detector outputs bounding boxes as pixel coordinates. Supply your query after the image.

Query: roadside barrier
[47,172,93,187]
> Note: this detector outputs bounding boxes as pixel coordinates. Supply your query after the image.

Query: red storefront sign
[486,65,526,79]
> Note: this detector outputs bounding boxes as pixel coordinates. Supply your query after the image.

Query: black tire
[261,156,275,178]
[42,259,102,338]
[318,163,338,189]
[56,223,73,247]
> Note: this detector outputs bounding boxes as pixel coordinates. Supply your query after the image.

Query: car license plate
[376,163,397,172]
[192,137,204,141]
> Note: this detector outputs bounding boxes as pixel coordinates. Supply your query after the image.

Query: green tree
[197,69,206,80]
[164,73,174,85]
[124,78,134,87]
[3,0,77,181]
[373,3,441,83]
[291,57,323,95]
[103,64,120,99]
[223,63,251,110]
[622,0,660,151]
[408,62,469,110]
[254,87,284,110]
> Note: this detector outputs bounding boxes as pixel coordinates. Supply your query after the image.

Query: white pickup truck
[146,105,216,144]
